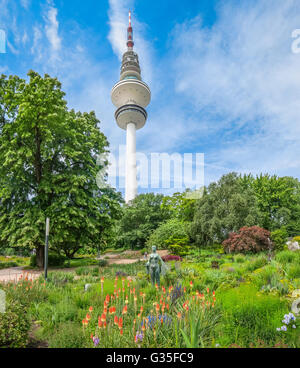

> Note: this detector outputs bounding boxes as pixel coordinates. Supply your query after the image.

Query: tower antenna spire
[127,10,134,49]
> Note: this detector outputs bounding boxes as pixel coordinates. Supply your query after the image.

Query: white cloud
[171,0,300,179]
[44,6,61,53]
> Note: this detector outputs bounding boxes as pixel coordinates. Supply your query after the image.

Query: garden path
[0,250,169,283]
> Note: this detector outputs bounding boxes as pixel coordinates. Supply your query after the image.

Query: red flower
[89,306,93,312]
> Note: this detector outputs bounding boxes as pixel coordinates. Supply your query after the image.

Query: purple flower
[135,331,143,343]
[93,337,100,347]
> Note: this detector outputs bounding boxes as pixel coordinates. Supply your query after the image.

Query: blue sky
[1,0,300,196]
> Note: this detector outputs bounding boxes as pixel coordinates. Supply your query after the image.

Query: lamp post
[44,218,50,280]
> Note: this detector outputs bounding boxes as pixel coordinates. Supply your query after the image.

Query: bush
[162,255,182,262]
[293,236,300,243]
[222,226,271,254]
[165,237,190,256]
[147,218,188,250]
[0,261,18,269]
[0,301,31,348]
[271,228,288,251]
[30,252,66,268]
[98,259,108,267]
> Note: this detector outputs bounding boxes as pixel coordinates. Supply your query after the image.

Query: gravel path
[0,250,169,283]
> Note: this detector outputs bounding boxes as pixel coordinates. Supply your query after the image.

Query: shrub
[222,226,271,254]
[30,252,66,268]
[162,255,182,262]
[147,218,188,250]
[0,301,31,348]
[271,228,288,251]
[165,237,190,256]
[98,259,108,267]
[0,261,18,269]
[293,236,300,243]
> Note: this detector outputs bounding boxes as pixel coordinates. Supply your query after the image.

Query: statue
[146,246,168,286]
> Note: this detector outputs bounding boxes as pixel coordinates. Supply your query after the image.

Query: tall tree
[117,193,171,249]
[240,174,300,233]
[0,71,122,266]
[189,173,261,246]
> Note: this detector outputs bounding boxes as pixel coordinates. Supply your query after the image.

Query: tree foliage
[240,174,300,233]
[116,193,171,249]
[189,173,262,246]
[0,71,122,266]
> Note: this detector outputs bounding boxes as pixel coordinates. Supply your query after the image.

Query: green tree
[240,174,300,233]
[117,193,171,249]
[0,71,122,266]
[189,173,261,246]
[161,189,197,222]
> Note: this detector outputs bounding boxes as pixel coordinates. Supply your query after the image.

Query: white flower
[292,325,296,329]
[281,325,287,331]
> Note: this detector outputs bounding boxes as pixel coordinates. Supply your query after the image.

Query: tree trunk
[36,245,44,268]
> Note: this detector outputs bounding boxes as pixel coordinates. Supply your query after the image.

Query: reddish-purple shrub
[162,255,182,262]
[222,226,271,254]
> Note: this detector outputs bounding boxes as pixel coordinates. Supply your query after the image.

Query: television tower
[111,11,151,203]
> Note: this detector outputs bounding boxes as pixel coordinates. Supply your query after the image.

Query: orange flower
[86,313,91,321]
[105,295,110,303]
[177,312,182,319]
[101,277,104,283]
[91,333,93,339]
[89,306,93,312]
[114,315,119,325]
[166,304,169,311]
[118,317,123,330]
[122,306,128,315]
[120,329,123,336]
[207,287,210,294]
[125,296,129,304]
[155,304,160,313]
[103,321,107,328]
[82,319,88,326]
[101,313,106,322]
[213,291,215,296]
[98,320,103,328]
[189,281,193,288]
[140,306,144,313]
[183,287,186,293]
